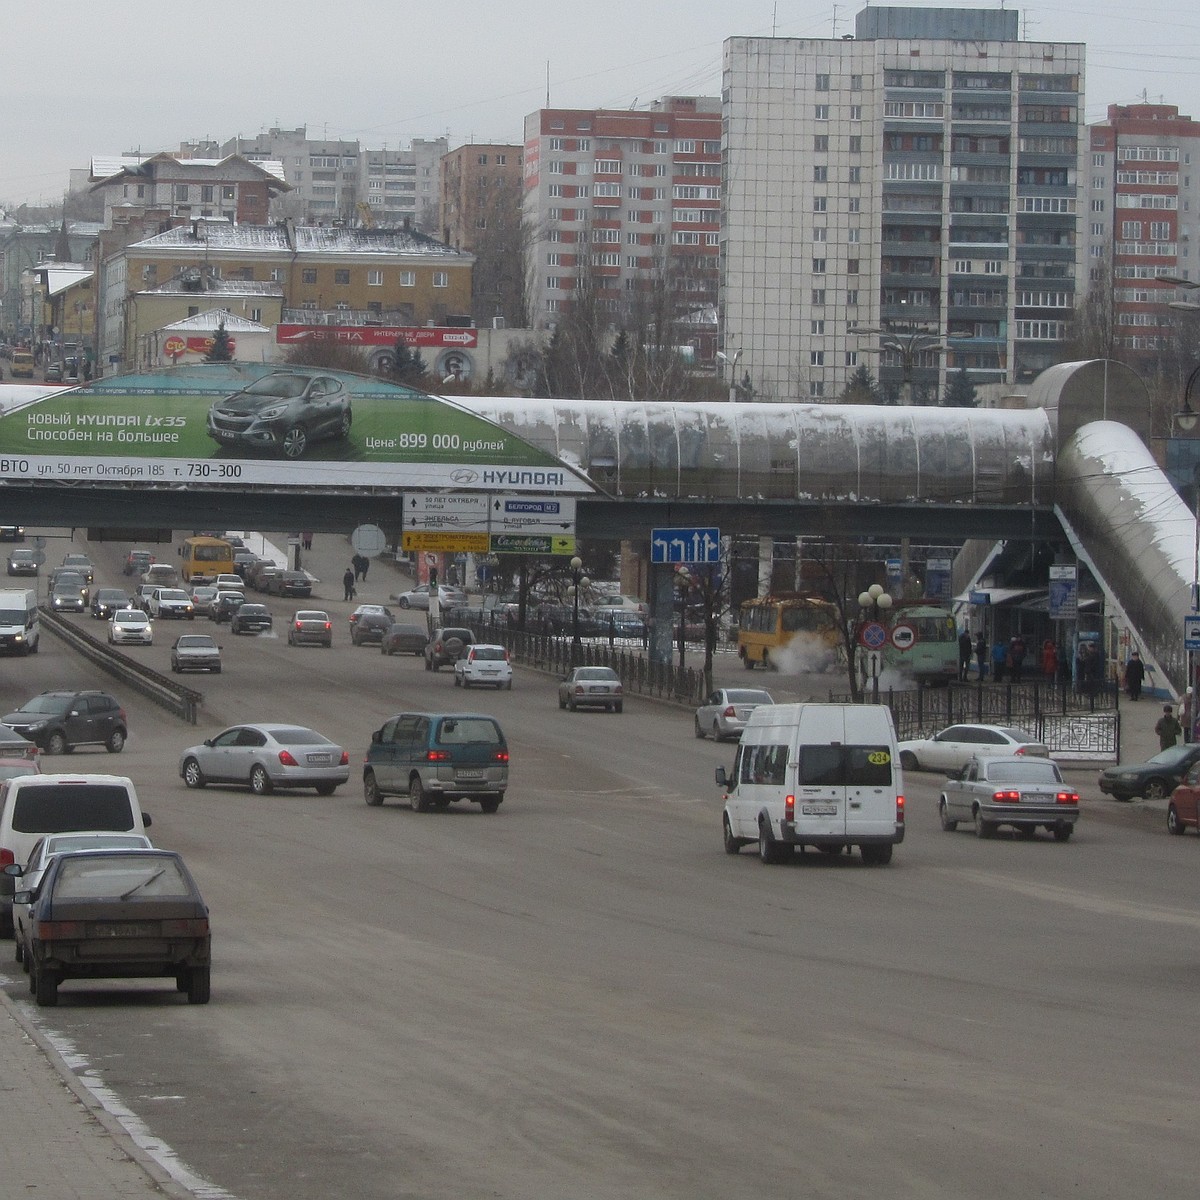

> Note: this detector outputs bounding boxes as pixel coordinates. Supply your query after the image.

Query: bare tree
[1063,252,1117,361]
[281,334,370,373]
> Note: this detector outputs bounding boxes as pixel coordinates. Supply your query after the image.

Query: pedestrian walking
[1155,704,1182,751]
[991,638,1008,684]
[343,567,356,601]
[958,629,972,682]
[1123,650,1145,701]
[1009,634,1027,685]
[302,531,313,551]
[974,631,987,681]
[1041,639,1058,682]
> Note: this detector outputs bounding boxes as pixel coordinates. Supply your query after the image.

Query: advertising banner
[0,364,591,495]
[276,325,478,349]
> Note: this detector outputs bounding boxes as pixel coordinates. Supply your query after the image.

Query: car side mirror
[715,766,728,787]
[142,813,152,827]
[1,863,23,878]
[12,889,31,905]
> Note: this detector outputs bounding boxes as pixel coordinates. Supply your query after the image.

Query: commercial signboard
[0,363,591,494]
[491,533,576,556]
[402,531,490,553]
[276,325,478,349]
[1048,564,1078,621]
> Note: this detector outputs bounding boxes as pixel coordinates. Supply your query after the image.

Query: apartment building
[523,97,721,361]
[1086,104,1200,364]
[439,144,525,328]
[218,127,446,230]
[722,7,1085,402]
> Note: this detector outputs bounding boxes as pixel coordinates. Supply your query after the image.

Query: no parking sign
[890,622,917,651]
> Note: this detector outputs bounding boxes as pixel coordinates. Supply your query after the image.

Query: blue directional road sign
[650,527,720,564]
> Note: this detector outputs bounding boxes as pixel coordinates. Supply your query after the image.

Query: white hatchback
[453,644,513,690]
[108,608,153,645]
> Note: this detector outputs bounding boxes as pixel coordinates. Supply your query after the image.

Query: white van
[717,702,904,866]
[0,588,39,655]
[0,773,151,934]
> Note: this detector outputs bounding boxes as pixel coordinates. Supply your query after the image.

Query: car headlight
[256,404,289,420]
[26,721,46,732]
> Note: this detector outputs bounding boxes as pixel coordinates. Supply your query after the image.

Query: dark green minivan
[363,712,509,813]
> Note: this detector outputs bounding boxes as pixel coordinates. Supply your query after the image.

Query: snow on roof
[90,153,287,184]
[147,277,282,297]
[132,223,469,258]
[40,267,94,297]
[161,310,269,333]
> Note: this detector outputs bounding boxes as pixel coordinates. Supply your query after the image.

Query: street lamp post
[674,566,692,673]
[569,555,589,666]
[857,584,894,703]
[851,323,946,405]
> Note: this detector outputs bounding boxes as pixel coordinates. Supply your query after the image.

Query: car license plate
[588,686,607,693]
[90,922,144,938]
[802,804,838,816]
[456,770,484,780]
[307,754,332,765]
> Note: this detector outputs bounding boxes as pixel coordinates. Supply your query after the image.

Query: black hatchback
[1,690,128,755]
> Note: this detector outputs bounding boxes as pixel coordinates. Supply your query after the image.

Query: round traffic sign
[350,523,387,557]
[859,620,888,650]
[890,621,917,651]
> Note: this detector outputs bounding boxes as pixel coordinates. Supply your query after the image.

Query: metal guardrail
[40,607,203,724]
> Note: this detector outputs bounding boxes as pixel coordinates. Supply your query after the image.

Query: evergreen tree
[840,364,878,404]
[942,366,978,408]
[390,340,427,385]
[205,320,233,362]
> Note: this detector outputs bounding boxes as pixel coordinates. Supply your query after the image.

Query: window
[1091,199,1105,212]
[200,185,214,202]
[984,261,1004,274]
[367,269,383,286]
[812,227,827,242]
[848,136,862,153]
[845,351,858,367]
[549,184,565,197]
[812,258,827,274]
[400,271,416,286]
[302,269,317,285]
[548,161,565,174]
[815,104,830,120]
[815,74,830,91]
[433,271,449,288]
[1122,220,1143,239]
[814,135,829,152]
[250,308,262,323]
[547,253,562,266]
[334,269,350,285]
[812,289,826,306]
[848,197,861,213]
[813,197,827,212]
[595,159,621,174]
[850,105,862,121]
[847,259,859,274]
[850,74,863,90]
[847,289,859,306]
[547,276,562,290]
[848,228,860,243]
[809,381,825,397]
[810,350,825,365]
[269,268,285,282]
[811,320,825,334]
[222,186,235,201]
[848,166,862,184]
[675,140,696,154]
[173,184,189,202]
[813,166,828,183]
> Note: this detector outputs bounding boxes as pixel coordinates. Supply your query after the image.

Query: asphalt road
[0,531,1196,1200]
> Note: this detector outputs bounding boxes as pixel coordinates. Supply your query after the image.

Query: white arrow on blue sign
[650,527,720,564]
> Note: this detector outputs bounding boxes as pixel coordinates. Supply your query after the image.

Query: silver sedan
[179,723,350,795]
[694,688,774,741]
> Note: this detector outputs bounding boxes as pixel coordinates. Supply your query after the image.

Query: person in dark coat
[343,567,356,601]
[1009,634,1027,684]
[974,631,987,681]
[958,630,972,681]
[1124,650,1146,701]
[1156,705,1182,750]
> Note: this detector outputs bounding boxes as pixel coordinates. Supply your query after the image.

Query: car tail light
[278,750,299,766]
[896,794,905,823]
[339,751,350,766]
[1014,746,1029,756]
[573,684,584,695]
[0,848,13,867]
[722,705,736,718]
[1056,791,1080,805]
[426,750,451,762]
[294,621,302,630]
[992,790,1022,803]
[785,794,795,821]
[161,918,210,936]
[494,750,510,763]
[324,622,331,631]
[38,921,84,940]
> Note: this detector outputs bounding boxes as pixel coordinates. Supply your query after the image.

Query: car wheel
[758,822,788,864]
[46,730,68,755]
[974,808,995,838]
[899,751,918,771]
[33,963,57,1007]
[315,783,337,796]
[1018,824,1038,839]
[1167,803,1187,835]
[410,776,430,813]
[712,720,722,741]
[0,907,12,938]
[1143,778,1169,800]
[398,597,410,609]
[479,795,501,814]
[13,935,22,964]
[453,674,461,687]
[280,424,309,459]
[723,815,741,855]
[424,657,432,671]
[1053,824,1073,843]
[860,843,894,866]
[213,665,221,674]
[615,702,623,713]
[186,965,211,1005]
[182,757,206,789]
[171,660,181,673]
[567,698,577,712]
[558,695,566,710]
[505,679,512,691]
[364,772,384,807]
[104,726,127,753]
[337,408,352,439]
[938,798,957,832]
[250,765,273,795]
[695,718,706,739]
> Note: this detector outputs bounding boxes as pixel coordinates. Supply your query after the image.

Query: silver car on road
[179,723,350,796]
[693,688,774,741]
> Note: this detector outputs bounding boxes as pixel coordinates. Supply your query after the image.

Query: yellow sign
[401,531,490,553]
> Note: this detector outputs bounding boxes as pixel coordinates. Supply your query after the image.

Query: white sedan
[897,723,1049,773]
[454,644,513,689]
[108,608,153,645]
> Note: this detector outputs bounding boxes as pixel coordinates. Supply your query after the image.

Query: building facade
[722,7,1085,402]
[439,144,525,328]
[1086,104,1200,364]
[522,97,721,361]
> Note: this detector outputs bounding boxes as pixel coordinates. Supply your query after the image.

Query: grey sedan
[558,666,623,713]
[694,688,774,741]
[939,755,1079,841]
[179,723,350,795]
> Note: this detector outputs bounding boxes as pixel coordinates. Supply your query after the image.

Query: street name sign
[490,495,577,536]
[404,493,489,532]
[402,531,490,553]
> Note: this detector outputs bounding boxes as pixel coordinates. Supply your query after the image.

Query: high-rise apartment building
[439,144,525,327]
[722,7,1085,402]
[1086,104,1200,363]
[523,97,721,360]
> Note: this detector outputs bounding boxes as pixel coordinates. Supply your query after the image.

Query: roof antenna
[546,61,550,107]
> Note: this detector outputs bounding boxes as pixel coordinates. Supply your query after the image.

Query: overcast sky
[2,0,1196,208]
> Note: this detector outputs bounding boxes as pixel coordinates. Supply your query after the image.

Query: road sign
[404,493,489,532]
[491,533,576,556]
[401,531,489,553]
[490,494,576,536]
[650,527,720,564]
[1185,615,1200,651]
[351,524,387,557]
[859,620,888,650]
[890,622,917,651]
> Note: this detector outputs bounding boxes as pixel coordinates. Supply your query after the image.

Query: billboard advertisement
[0,363,592,494]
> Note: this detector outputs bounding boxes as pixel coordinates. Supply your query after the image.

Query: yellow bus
[180,535,235,582]
[737,593,842,671]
